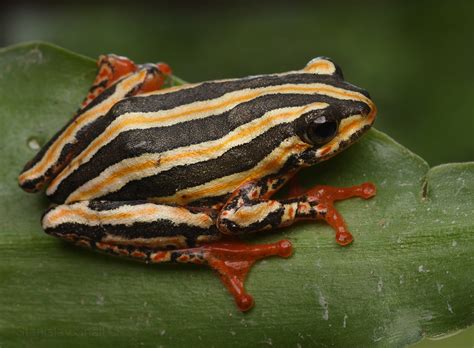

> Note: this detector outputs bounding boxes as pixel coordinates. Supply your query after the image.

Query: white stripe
[42,201,214,229]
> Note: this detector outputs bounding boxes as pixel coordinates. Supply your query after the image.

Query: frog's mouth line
[315,111,375,162]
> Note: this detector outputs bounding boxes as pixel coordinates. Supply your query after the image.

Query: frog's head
[295,57,377,165]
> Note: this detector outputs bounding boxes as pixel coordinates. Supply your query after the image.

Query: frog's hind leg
[42,200,221,251]
[18,56,172,193]
[149,240,292,311]
[82,55,172,109]
[42,199,292,311]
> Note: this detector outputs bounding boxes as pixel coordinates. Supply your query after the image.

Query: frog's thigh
[42,200,221,250]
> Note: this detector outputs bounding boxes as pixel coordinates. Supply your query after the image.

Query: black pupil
[308,121,337,143]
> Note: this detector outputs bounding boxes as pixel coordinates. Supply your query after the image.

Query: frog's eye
[306,116,339,145]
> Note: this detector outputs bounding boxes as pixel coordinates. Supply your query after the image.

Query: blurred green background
[1,0,472,166]
[1,2,473,347]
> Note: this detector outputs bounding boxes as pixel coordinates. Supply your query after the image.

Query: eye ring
[305,116,339,145]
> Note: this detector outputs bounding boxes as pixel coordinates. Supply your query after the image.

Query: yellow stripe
[48,83,371,195]
[63,104,325,203]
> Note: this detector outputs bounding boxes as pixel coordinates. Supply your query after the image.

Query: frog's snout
[349,85,377,126]
[365,98,377,125]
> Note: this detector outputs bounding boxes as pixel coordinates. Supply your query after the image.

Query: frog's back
[47,62,370,205]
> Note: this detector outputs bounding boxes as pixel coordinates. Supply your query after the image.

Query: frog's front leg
[42,200,292,311]
[217,177,376,246]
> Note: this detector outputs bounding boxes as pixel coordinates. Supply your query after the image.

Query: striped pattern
[58,106,322,203]
[154,136,309,206]
[43,200,220,248]
[20,57,376,206]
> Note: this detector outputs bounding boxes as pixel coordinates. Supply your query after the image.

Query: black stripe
[87,199,153,211]
[110,72,369,115]
[46,218,219,248]
[185,194,229,208]
[50,93,349,202]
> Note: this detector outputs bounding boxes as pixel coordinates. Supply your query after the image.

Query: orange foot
[150,239,293,311]
[303,182,376,245]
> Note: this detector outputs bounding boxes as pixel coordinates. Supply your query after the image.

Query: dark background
[1,0,473,165]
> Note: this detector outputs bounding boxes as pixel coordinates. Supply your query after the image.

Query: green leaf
[0,42,472,347]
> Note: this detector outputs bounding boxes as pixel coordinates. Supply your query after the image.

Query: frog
[18,54,377,311]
